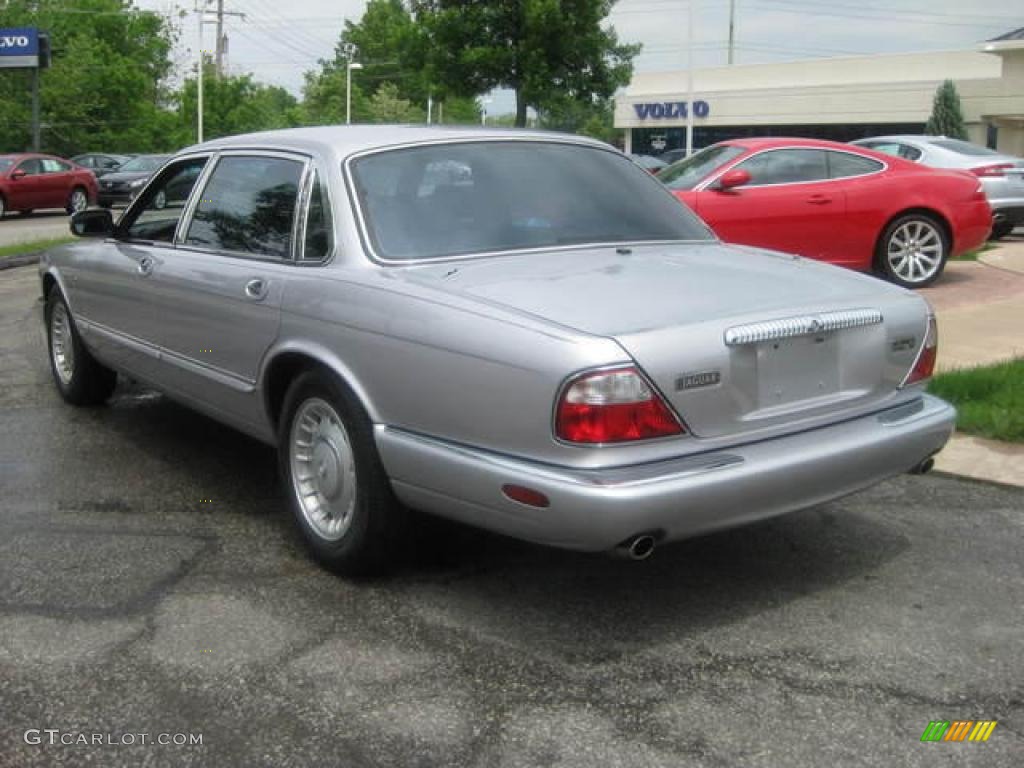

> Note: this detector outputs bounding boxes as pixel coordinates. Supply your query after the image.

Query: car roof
[719,137,871,151]
[184,125,609,159]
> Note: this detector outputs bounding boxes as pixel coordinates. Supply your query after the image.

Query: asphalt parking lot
[1,262,1023,767]
[0,211,73,248]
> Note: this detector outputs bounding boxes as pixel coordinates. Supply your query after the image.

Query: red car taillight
[555,366,684,443]
[903,315,938,386]
[970,163,1014,178]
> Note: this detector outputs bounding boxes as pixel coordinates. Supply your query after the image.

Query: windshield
[929,139,1001,157]
[657,144,746,190]
[350,141,713,261]
[118,155,169,173]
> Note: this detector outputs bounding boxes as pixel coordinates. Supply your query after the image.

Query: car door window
[41,158,69,173]
[185,155,304,260]
[16,158,41,175]
[897,144,922,161]
[121,157,209,243]
[734,149,828,186]
[826,151,883,179]
[302,170,333,261]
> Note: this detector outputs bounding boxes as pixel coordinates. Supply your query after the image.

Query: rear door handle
[806,195,832,205]
[244,278,268,301]
[137,256,154,276]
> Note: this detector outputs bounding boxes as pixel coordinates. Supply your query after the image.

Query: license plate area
[756,333,839,407]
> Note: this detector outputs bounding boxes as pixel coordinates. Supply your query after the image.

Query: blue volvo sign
[0,27,40,68]
[634,100,710,120]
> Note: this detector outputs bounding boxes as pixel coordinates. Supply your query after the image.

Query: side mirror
[70,209,114,238]
[716,169,752,191]
[10,169,26,180]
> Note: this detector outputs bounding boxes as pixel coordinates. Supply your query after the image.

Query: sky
[140,0,1024,114]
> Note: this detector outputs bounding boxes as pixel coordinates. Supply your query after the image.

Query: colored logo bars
[920,720,998,742]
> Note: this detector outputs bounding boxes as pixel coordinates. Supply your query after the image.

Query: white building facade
[615,32,1024,157]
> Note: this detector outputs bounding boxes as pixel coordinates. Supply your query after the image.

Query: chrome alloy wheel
[50,300,75,386]
[886,220,943,284]
[70,188,88,213]
[289,398,358,541]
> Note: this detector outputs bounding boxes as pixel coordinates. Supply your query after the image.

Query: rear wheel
[153,190,167,209]
[278,370,405,575]
[877,214,949,288]
[66,187,89,215]
[45,287,117,405]
[0,194,6,218]
[990,220,1015,240]
[18,209,33,216]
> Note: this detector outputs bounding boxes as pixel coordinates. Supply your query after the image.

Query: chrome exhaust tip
[613,534,657,561]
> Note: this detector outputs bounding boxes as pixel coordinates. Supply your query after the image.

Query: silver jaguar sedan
[40,126,955,574]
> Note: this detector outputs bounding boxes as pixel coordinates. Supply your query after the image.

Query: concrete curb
[0,252,43,271]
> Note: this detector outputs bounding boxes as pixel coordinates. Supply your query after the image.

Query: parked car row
[0,154,98,217]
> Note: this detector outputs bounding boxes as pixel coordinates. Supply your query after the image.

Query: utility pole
[215,0,225,77]
[196,1,204,143]
[686,0,694,156]
[727,0,736,65]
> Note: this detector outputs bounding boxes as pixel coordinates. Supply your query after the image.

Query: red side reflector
[501,484,550,508]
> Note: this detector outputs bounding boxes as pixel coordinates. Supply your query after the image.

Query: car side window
[733,149,828,186]
[121,157,209,243]
[185,155,304,259]
[41,159,71,173]
[16,158,41,175]
[826,151,883,179]
[302,170,333,261]
[897,144,923,162]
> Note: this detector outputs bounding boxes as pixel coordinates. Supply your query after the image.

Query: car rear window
[827,151,884,178]
[658,144,746,190]
[350,141,713,262]
[929,139,1001,157]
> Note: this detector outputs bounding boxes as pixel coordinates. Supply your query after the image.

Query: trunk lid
[401,243,929,439]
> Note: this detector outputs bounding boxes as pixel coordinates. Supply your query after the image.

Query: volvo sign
[0,27,40,68]
[633,100,710,120]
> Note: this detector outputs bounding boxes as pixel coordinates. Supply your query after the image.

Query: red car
[658,138,992,288]
[0,153,98,218]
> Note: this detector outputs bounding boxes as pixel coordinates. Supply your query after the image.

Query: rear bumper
[951,199,994,255]
[376,394,956,552]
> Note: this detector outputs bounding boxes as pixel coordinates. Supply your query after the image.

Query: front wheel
[877,214,949,288]
[278,370,405,575]
[67,187,89,214]
[45,287,117,405]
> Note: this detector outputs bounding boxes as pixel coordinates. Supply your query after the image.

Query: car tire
[989,220,1015,240]
[876,213,949,289]
[0,193,5,218]
[19,209,33,216]
[278,370,406,575]
[45,286,117,406]
[153,190,167,210]
[66,187,89,215]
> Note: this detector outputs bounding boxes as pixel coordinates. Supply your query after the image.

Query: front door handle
[245,278,268,301]
[806,195,832,205]
[138,256,154,276]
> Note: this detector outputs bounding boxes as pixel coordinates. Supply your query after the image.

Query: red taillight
[903,315,938,386]
[555,366,684,443]
[970,163,1014,178]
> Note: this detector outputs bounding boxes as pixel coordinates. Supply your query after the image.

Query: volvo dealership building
[616,29,1024,157]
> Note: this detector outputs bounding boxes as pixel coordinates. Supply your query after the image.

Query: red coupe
[658,138,992,287]
[0,153,98,218]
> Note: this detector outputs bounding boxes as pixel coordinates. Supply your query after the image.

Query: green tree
[539,97,618,144]
[367,81,424,122]
[0,0,179,154]
[179,66,299,142]
[925,80,968,140]
[413,0,638,127]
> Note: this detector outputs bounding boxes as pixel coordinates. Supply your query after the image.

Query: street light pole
[196,2,204,143]
[346,60,362,124]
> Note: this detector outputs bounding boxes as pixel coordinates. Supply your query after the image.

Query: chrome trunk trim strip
[724,308,883,346]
